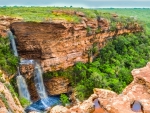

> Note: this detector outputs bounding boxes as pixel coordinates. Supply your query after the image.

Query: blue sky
[0,0,150,8]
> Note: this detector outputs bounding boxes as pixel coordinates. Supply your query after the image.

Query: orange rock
[10,19,142,72]
[93,108,106,113]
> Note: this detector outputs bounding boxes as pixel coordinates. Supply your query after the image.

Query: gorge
[0,8,150,113]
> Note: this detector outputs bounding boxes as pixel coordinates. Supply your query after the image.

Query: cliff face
[10,19,142,72]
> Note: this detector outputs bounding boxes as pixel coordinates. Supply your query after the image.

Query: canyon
[0,13,146,113]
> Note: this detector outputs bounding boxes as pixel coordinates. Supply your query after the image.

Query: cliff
[10,17,142,72]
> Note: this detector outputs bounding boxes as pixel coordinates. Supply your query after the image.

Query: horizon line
[0,5,150,8]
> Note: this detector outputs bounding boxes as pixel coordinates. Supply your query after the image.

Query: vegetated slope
[43,8,150,100]
[0,37,18,76]
[99,8,150,34]
[45,32,150,100]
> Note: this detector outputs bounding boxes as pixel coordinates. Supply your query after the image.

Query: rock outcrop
[94,62,150,113]
[0,16,22,37]
[49,62,150,113]
[0,71,24,113]
[44,77,70,95]
[10,18,142,72]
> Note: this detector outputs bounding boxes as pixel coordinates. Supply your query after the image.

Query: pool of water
[131,101,142,112]
[25,95,61,113]
[93,99,101,108]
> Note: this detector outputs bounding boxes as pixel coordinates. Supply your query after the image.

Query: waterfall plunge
[34,62,47,99]
[7,30,60,112]
[7,30,18,57]
[7,30,31,101]
[16,69,31,101]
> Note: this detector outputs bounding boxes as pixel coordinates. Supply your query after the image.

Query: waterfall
[7,30,31,102]
[7,30,18,57]
[7,30,60,112]
[16,67,31,101]
[34,62,47,99]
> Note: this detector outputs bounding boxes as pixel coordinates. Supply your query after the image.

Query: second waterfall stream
[34,62,47,99]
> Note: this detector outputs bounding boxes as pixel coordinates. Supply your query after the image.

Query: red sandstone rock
[10,21,142,72]
[95,62,150,113]
[0,82,24,113]
[44,77,70,95]
[0,16,22,37]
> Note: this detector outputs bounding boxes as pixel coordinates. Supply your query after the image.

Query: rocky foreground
[49,62,150,113]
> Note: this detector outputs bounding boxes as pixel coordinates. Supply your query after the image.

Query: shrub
[19,97,30,107]
[60,94,70,106]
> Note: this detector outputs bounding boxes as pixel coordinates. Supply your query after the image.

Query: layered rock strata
[10,19,142,72]
[44,77,70,95]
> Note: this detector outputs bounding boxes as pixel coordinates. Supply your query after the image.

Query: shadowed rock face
[10,20,142,72]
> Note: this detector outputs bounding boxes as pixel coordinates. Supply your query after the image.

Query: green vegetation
[0,6,92,23]
[0,92,13,112]
[0,7,149,102]
[45,32,150,101]
[0,6,142,27]
[5,83,18,98]
[60,94,70,106]
[0,36,19,76]
[99,8,150,33]
[42,8,150,101]
[19,97,30,107]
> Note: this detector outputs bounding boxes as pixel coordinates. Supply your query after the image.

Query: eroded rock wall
[10,20,142,72]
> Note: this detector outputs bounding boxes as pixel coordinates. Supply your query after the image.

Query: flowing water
[34,62,47,99]
[25,62,61,112]
[25,95,60,112]
[16,68,31,101]
[7,30,18,56]
[7,30,60,111]
[8,31,31,102]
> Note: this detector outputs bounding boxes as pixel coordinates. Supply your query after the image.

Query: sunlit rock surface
[0,16,22,37]
[94,62,150,113]
[10,17,142,72]
[44,77,70,95]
